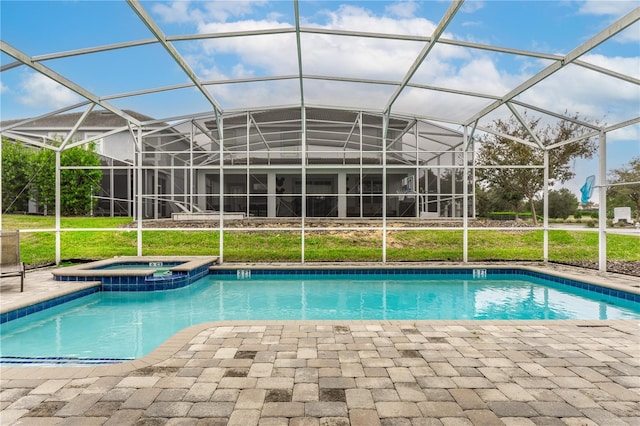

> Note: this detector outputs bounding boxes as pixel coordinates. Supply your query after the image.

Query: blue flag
[580,175,595,205]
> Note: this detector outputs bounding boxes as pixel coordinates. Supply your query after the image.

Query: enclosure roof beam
[0,39,158,72]
[192,120,224,150]
[509,100,601,130]
[603,116,640,133]
[341,115,361,151]
[464,7,640,126]
[475,124,541,149]
[386,119,417,149]
[294,0,305,108]
[250,114,274,152]
[545,129,601,151]
[1,132,56,150]
[126,0,224,115]
[0,101,92,133]
[0,41,142,126]
[383,0,464,114]
[507,103,544,150]
[65,126,130,150]
[60,105,96,151]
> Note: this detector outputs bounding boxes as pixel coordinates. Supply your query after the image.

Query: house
[2,107,472,220]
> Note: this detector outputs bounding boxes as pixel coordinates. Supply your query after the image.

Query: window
[85,133,104,154]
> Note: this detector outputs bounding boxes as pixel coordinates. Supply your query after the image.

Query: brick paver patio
[1,266,639,425]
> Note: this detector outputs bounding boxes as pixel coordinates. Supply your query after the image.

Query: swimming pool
[1,268,639,364]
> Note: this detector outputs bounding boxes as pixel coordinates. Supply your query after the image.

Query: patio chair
[0,230,25,292]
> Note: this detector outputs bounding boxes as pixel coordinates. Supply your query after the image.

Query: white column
[136,127,143,256]
[267,172,276,217]
[543,150,549,262]
[338,172,347,217]
[462,128,468,263]
[109,159,115,217]
[153,162,159,219]
[452,151,457,217]
[598,132,607,272]
[55,150,61,264]
[246,113,251,217]
[218,116,224,264]
[0,138,2,230]
[382,113,388,264]
[301,106,307,263]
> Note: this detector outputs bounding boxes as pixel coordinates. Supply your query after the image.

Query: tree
[1,139,34,213]
[476,113,597,224]
[533,188,578,219]
[32,143,103,216]
[607,157,640,222]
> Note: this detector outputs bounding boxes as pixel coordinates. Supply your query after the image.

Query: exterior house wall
[2,109,472,220]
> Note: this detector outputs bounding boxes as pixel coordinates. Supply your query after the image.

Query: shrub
[573,210,582,219]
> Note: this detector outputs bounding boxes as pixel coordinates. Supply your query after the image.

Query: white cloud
[153,0,269,24]
[460,1,485,14]
[201,0,268,23]
[580,53,640,79]
[578,0,637,16]
[152,1,199,24]
[515,55,640,129]
[0,81,7,94]
[615,21,640,43]
[385,1,419,18]
[154,0,638,133]
[18,73,82,109]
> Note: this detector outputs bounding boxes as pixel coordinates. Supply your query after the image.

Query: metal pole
[301,106,307,264]
[462,127,468,263]
[246,112,250,217]
[219,116,224,264]
[598,131,607,272]
[136,127,143,256]
[382,113,388,264]
[0,138,3,229]
[359,112,363,218]
[55,150,61,264]
[543,150,549,262]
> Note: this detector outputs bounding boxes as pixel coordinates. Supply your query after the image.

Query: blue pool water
[1,272,639,362]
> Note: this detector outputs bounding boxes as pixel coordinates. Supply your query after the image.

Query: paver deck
[1,264,639,425]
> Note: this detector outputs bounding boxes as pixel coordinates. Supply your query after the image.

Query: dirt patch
[552,260,640,278]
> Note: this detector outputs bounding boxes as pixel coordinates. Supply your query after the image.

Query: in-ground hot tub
[51,256,218,291]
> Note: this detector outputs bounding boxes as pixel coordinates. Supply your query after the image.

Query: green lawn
[3,215,638,266]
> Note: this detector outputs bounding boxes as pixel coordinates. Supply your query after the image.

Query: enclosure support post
[462,127,468,263]
[301,106,307,264]
[55,150,61,265]
[359,112,363,218]
[190,124,194,212]
[218,116,224,264]
[543,150,549,262]
[136,126,143,256]
[110,158,115,217]
[382,113,389,264]
[246,113,251,218]
[0,138,2,230]
[598,131,607,272]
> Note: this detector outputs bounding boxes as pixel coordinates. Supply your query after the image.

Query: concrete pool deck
[1,263,639,425]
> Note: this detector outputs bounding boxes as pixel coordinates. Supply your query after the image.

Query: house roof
[0,110,157,130]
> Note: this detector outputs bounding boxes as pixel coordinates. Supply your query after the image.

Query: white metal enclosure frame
[1,1,638,271]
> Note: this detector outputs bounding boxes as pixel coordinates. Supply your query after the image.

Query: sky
[1,0,639,202]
